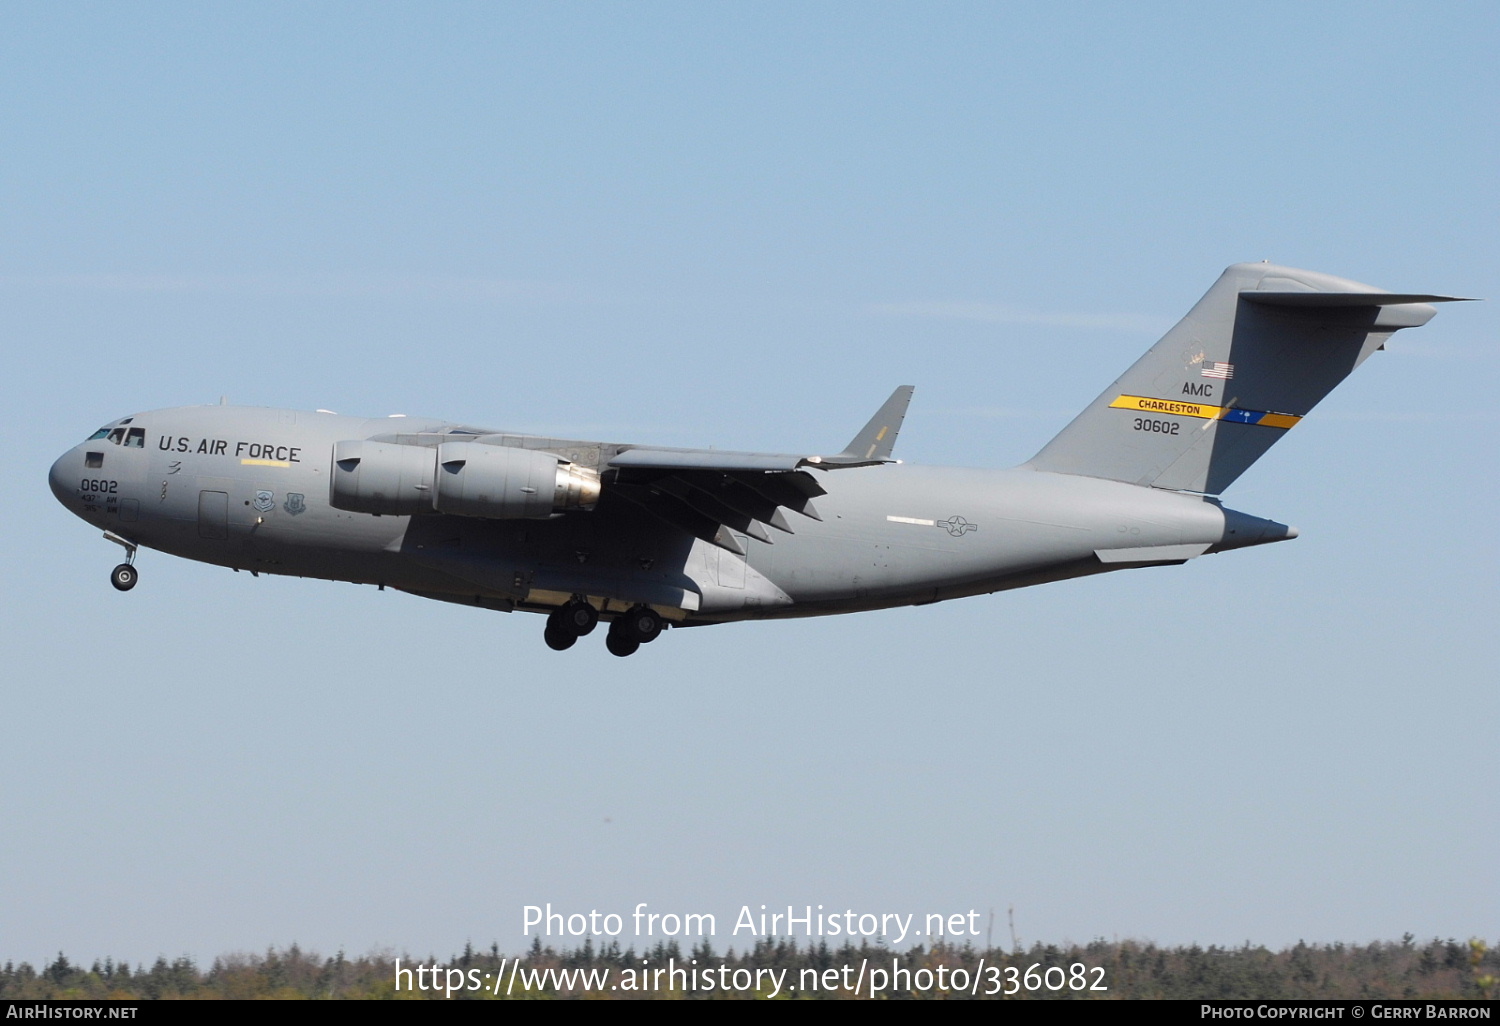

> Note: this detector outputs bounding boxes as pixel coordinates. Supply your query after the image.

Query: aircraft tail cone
[1209,506,1299,554]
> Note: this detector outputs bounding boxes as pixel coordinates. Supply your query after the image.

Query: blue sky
[3,2,1495,966]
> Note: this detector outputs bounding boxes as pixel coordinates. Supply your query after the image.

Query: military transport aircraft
[49,262,1464,656]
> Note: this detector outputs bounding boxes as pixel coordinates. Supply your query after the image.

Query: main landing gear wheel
[616,605,664,645]
[543,620,577,651]
[604,631,639,658]
[558,599,598,636]
[543,600,599,651]
[604,606,663,656]
[110,564,138,592]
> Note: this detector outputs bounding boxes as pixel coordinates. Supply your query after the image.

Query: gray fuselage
[49,404,1290,627]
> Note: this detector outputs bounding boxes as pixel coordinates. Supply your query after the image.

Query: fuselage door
[198,490,229,540]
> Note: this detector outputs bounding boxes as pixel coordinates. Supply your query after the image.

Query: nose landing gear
[104,531,138,592]
[111,563,138,592]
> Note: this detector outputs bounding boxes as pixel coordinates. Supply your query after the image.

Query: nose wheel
[104,531,138,592]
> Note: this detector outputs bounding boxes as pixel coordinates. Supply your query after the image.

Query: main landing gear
[543,599,599,651]
[605,605,663,658]
[105,531,138,592]
[543,602,664,656]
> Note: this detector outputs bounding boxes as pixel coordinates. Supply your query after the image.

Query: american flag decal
[1201,361,1234,380]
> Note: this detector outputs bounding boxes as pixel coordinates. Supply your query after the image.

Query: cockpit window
[125,427,145,448]
[88,428,109,440]
[107,428,126,445]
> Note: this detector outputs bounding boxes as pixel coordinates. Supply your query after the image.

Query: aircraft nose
[48,450,75,506]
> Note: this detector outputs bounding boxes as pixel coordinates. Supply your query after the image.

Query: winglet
[818,385,914,467]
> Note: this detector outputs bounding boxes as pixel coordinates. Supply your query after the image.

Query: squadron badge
[283,492,306,516]
[253,490,275,514]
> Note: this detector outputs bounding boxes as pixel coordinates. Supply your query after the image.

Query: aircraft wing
[603,386,913,554]
[607,449,811,472]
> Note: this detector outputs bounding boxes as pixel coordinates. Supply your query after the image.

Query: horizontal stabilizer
[1242,292,1472,307]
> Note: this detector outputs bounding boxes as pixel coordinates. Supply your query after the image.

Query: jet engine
[432,441,600,518]
[330,439,599,519]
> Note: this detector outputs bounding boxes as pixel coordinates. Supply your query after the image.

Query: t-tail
[1027,262,1468,494]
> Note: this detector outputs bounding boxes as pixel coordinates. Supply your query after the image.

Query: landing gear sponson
[544,601,664,656]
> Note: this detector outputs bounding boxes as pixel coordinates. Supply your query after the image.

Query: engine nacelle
[329,439,436,515]
[432,441,599,519]
[329,439,600,519]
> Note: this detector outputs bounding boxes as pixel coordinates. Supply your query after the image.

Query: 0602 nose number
[80,479,119,494]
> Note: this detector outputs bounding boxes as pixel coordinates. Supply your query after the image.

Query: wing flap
[605,481,741,552]
[602,386,909,547]
[652,476,775,545]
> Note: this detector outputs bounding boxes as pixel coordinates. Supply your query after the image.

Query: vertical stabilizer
[1026,263,1463,494]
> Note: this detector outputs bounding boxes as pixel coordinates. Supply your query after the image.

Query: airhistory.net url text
[394,956,1108,998]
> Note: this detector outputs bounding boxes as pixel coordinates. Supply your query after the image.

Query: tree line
[1,935,1493,1000]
